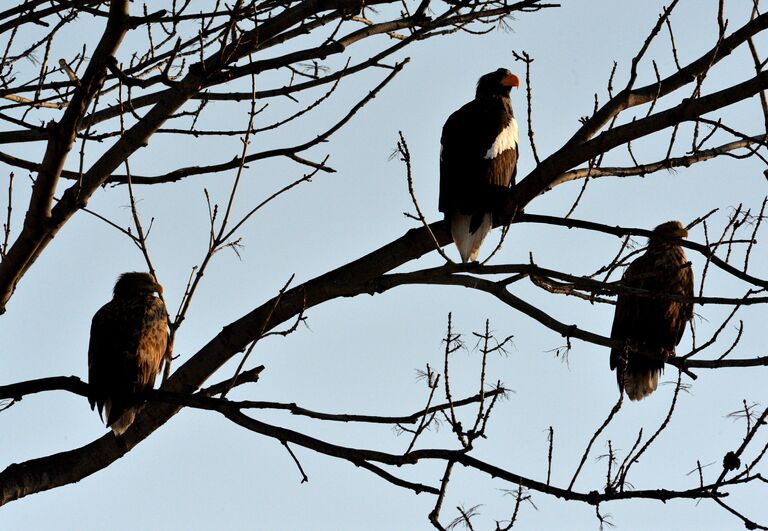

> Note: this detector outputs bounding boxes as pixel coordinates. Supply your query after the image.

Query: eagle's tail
[611,344,670,401]
[109,408,138,435]
[451,213,492,263]
[622,369,660,401]
[104,399,139,435]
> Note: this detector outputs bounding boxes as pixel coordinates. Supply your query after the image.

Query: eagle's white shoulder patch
[484,117,518,160]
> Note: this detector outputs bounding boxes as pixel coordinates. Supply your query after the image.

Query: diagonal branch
[568,11,768,146]
[516,70,768,206]
[0,0,129,309]
[0,0,411,314]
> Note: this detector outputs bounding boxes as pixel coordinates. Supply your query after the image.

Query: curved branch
[551,136,765,187]
[0,0,129,307]
[192,407,752,506]
[0,219,451,505]
[569,11,768,145]
[516,70,768,207]
[0,214,764,503]
[520,214,768,290]
[0,375,505,426]
[110,59,409,185]
[0,0,407,313]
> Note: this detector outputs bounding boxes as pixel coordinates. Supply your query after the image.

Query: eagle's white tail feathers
[105,399,138,435]
[451,213,493,263]
[110,408,137,435]
[624,369,660,401]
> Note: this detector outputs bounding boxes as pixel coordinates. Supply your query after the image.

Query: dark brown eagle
[439,68,519,263]
[609,221,694,400]
[88,272,168,434]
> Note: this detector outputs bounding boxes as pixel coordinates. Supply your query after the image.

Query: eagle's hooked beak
[502,73,520,88]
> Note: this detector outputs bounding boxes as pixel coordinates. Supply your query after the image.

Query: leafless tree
[1,0,768,528]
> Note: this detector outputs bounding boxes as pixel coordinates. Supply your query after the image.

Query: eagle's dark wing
[609,246,693,399]
[88,300,122,418]
[609,253,654,372]
[88,296,168,428]
[439,96,517,227]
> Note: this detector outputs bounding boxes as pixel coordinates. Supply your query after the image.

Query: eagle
[609,221,694,400]
[88,272,168,434]
[439,68,520,263]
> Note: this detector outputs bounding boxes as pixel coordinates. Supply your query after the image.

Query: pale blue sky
[1,1,767,529]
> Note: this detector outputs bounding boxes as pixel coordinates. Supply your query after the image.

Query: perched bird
[88,272,168,434]
[439,68,520,263]
[609,221,694,400]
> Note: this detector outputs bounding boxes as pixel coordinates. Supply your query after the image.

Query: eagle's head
[113,272,163,298]
[649,220,688,246]
[476,68,520,98]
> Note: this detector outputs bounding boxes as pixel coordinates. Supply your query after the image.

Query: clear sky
[1,1,767,530]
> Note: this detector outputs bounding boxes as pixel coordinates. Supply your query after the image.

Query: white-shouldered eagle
[439,68,520,263]
[609,221,694,400]
[88,272,168,434]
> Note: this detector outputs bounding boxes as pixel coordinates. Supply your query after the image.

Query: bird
[88,272,169,434]
[439,68,520,263]
[609,221,694,400]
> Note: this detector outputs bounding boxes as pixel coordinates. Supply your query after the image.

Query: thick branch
[0,375,505,426]
[569,11,768,145]
[0,220,450,505]
[516,70,768,206]
[0,0,129,309]
[550,136,765,187]
[0,0,405,313]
